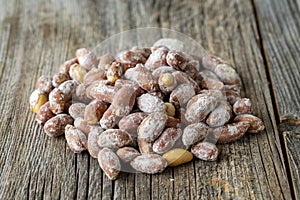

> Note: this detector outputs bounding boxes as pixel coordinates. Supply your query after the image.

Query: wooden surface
[0,0,298,199]
[284,132,300,200]
[254,0,300,124]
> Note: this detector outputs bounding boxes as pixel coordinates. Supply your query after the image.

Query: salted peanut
[65,125,87,153]
[98,148,121,180]
[97,129,135,149]
[137,93,166,113]
[178,108,190,126]
[86,82,115,103]
[224,85,241,104]
[197,70,224,90]
[69,63,87,83]
[74,117,99,135]
[152,66,176,79]
[36,102,55,126]
[118,112,148,136]
[144,46,169,71]
[114,79,144,97]
[138,138,153,153]
[58,80,78,101]
[214,63,241,86]
[185,94,218,123]
[59,57,78,74]
[116,50,147,65]
[52,73,70,88]
[172,71,200,93]
[130,154,168,174]
[162,148,193,167]
[131,46,152,59]
[169,84,195,107]
[158,72,177,93]
[206,101,232,127]
[234,114,265,133]
[184,60,200,79]
[138,112,168,142]
[76,48,98,70]
[74,83,91,103]
[165,116,180,128]
[233,98,252,115]
[166,50,189,71]
[43,114,73,137]
[165,103,176,117]
[83,68,106,84]
[106,62,124,83]
[153,128,182,154]
[29,89,48,113]
[182,122,209,147]
[98,53,114,70]
[87,127,103,158]
[124,64,158,92]
[191,141,219,161]
[84,100,107,125]
[68,103,86,119]
[36,75,53,93]
[49,88,65,114]
[100,86,136,129]
[213,121,250,143]
[198,89,226,101]
[116,147,141,163]
[202,54,224,71]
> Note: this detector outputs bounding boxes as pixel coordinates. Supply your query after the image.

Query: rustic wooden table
[0,0,299,199]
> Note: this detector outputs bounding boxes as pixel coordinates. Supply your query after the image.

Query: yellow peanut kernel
[70,64,86,83]
[165,102,176,117]
[32,93,48,113]
[163,148,193,167]
[160,73,174,86]
[107,75,119,83]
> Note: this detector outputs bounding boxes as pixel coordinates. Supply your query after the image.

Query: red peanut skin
[97,129,135,149]
[130,154,168,174]
[44,114,74,137]
[182,122,209,147]
[213,121,250,143]
[36,102,55,126]
[100,86,136,129]
[138,112,168,142]
[202,55,224,71]
[153,128,182,154]
[86,83,115,103]
[118,112,148,136]
[116,147,141,163]
[234,114,265,133]
[98,148,121,180]
[124,64,158,92]
[137,93,166,113]
[65,125,87,153]
[233,98,252,115]
[191,141,219,161]
[185,94,218,123]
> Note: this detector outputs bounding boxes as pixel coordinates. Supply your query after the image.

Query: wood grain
[0,0,293,199]
[254,0,300,124]
[284,132,300,200]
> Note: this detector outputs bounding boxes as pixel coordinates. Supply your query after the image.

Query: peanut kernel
[165,102,176,117]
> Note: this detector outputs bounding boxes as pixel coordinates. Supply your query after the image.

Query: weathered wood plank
[254,0,300,124]
[0,0,293,199]
[284,132,300,200]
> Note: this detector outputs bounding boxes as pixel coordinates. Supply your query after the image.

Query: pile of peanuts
[29,39,265,180]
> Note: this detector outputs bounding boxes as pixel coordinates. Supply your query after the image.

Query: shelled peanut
[29,42,265,180]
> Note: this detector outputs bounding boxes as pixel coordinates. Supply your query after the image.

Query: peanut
[162,148,193,167]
